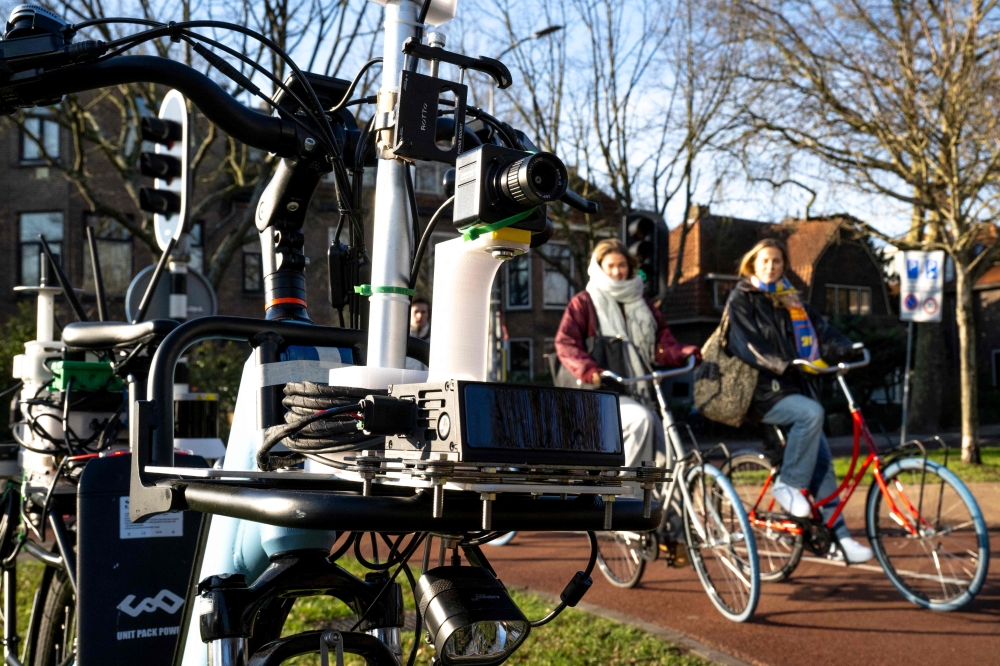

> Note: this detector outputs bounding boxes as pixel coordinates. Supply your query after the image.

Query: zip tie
[353,285,415,297]
[462,207,537,241]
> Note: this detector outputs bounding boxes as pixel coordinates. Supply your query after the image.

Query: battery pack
[76,454,206,666]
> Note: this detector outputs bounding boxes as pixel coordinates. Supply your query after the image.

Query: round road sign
[922,296,939,316]
[904,293,918,310]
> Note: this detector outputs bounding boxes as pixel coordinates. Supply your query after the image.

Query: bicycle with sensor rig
[0,0,676,664]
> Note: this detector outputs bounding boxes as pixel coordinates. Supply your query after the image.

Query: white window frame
[19,212,64,287]
[21,112,60,163]
[825,284,873,316]
[540,242,575,310]
[505,253,532,311]
[706,273,740,311]
[507,337,534,381]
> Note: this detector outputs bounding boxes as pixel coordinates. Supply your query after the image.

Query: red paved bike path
[483,529,1000,666]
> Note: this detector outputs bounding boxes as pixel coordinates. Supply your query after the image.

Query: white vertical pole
[900,320,914,446]
[366,0,420,369]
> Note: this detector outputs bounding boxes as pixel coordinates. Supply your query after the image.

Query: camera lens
[499,152,568,207]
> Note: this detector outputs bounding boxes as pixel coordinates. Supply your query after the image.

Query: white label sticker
[120,497,183,539]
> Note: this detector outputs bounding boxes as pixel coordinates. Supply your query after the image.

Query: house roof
[976,264,1000,287]
[663,211,881,320]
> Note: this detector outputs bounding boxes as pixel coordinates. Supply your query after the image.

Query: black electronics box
[76,453,206,666]
[385,381,625,466]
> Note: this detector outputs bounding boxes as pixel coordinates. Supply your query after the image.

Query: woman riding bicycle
[555,239,700,468]
[726,238,873,563]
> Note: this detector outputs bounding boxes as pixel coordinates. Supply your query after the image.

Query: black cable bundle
[256,382,387,471]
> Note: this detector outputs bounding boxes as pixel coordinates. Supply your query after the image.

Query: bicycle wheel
[684,464,760,622]
[33,568,75,666]
[867,457,990,611]
[727,451,804,582]
[485,531,517,546]
[595,531,646,588]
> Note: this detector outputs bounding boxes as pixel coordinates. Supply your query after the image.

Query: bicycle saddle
[62,319,180,350]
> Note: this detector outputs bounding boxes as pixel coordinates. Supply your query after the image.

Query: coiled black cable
[256,382,387,471]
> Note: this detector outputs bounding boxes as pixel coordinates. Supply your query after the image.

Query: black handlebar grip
[5,56,300,157]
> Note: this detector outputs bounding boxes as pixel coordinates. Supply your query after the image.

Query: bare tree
[734,0,1000,463]
[4,0,376,289]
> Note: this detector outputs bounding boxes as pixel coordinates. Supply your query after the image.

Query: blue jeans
[761,394,849,538]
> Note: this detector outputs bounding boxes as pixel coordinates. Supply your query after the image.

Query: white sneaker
[771,480,811,518]
[832,537,874,564]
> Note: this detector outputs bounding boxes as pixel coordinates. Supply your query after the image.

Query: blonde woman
[726,238,872,563]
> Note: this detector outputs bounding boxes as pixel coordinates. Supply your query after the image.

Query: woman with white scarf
[554,239,701,468]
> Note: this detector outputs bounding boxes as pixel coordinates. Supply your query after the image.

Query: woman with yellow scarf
[726,239,873,564]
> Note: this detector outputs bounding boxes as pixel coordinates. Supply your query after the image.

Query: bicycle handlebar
[791,347,870,375]
[600,355,696,385]
[2,56,302,157]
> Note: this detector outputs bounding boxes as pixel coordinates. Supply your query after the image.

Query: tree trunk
[954,267,982,464]
[907,322,944,434]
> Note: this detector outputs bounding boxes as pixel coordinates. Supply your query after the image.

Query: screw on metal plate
[320,630,345,666]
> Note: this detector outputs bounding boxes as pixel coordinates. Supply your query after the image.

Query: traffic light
[622,210,667,300]
[138,89,189,251]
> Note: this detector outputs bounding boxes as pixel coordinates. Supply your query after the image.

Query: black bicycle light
[415,566,530,665]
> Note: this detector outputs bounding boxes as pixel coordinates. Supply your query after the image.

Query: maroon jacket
[554,291,698,384]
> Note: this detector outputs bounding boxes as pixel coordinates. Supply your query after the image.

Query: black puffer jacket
[725,279,854,418]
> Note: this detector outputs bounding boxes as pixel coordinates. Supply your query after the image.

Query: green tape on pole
[462,207,538,241]
[353,284,416,297]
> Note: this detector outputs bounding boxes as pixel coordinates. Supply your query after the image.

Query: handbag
[693,306,758,427]
[548,325,628,391]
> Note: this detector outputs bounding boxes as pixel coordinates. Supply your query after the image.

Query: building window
[710,277,739,311]
[505,254,531,309]
[414,162,447,194]
[507,338,533,383]
[826,284,872,316]
[19,212,64,286]
[242,243,263,293]
[21,113,60,161]
[189,221,205,274]
[83,214,133,296]
[541,244,574,308]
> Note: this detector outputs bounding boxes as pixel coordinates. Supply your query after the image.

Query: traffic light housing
[138,90,189,251]
[622,211,668,300]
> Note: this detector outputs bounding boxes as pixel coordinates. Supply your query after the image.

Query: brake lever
[401,38,512,89]
[561,189,599,214]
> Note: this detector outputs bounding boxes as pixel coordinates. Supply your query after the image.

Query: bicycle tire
[595,531,646,588]
[33,568,75,666]
[684,464,760,622]
[867,457,989,611]
[484,531,517,546]
[726,451,804,582]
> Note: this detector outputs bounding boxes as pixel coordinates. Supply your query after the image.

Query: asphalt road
[482,493,1000,666]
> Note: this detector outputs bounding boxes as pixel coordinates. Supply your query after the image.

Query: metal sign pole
[900,320,914,447]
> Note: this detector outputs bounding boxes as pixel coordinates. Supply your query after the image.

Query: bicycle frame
[746,353,927,540]
[602,358,716,546]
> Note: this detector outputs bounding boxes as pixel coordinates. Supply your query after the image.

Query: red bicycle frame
[747,373,925,539]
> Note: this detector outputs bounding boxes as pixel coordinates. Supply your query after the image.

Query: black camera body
[452,144,568,233]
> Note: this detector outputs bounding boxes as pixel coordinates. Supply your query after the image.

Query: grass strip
[12,558,708,666]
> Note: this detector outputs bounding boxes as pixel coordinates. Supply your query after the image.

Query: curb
[511,585,758,666]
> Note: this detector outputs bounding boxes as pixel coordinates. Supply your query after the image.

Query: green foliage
[0,303,37,438]
[833,446,1000,484]
[187,340,250,441]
